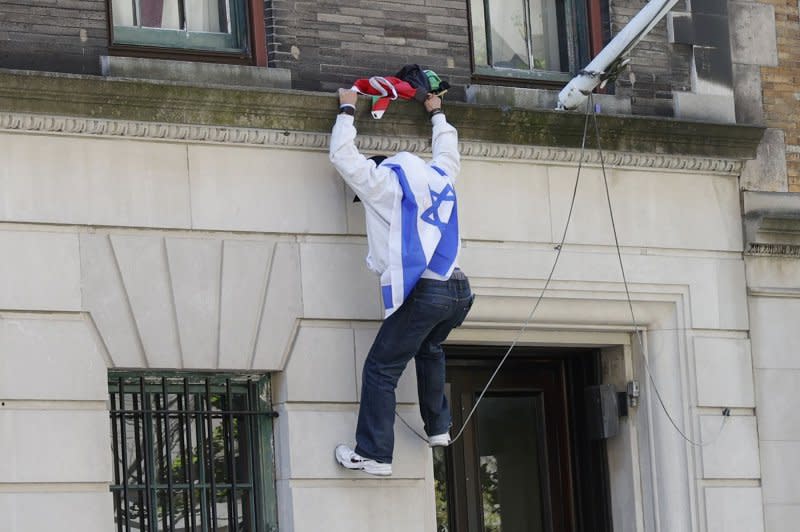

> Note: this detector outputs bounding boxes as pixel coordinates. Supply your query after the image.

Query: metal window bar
[205,379,219,532]
[181,379,197,532]
[109,375,275,532]
[225,379,239,529]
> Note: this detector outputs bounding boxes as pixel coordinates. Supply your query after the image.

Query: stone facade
[0,1,798,531]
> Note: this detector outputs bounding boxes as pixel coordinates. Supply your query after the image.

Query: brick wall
[611,0,692,116]
[0,0,109,74]
[760,0,800,192]
[266,0,472,97]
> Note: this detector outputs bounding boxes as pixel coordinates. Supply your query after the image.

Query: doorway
[434,346,612,532]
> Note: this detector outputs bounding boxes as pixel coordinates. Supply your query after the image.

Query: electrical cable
[589,94,728,447]
[395,92,729,449]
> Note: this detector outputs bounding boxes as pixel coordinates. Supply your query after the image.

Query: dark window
[108,373,278,532]
[468,0,606,83]
[107,0,267,64]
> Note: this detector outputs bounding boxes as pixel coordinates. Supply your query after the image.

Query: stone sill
[100,56,292,90]
[0,68,764,160]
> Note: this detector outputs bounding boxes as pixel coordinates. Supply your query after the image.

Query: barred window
[108,373,278,532]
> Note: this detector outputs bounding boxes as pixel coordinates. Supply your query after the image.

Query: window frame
[105,0,267,66]
[107,371,278,532]
[466,0,606,87]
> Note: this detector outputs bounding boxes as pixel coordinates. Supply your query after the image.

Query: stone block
[278,407,428,480]
[704,487,764,532]
[459,160,552,243]
[0,317,108,401]
[0,230,81,311]
[188,145,347,234]
[111,234,182,368]
[755,369,800,441]
[101,55,292,89]
[740,129,789,192]
[700,416,760,478]
[354,326,418,404]
[300,242,381,320]
[673,92,736,123]
[0,132,191,228]
[287,482,428,532]
[0,492,114,532]
[761,441,800,504]
[465,84,631,115]
[0,410,111,483]
[693,337,754,407]
[166,238,222,369]
[549,166,742,251]
[80,233,146,368]
[764,504,800,532]
[251,242,304,370]
[729,2,778,67]
[219,239,277,369]
[277,326,357,403]
[748,296,800,369]
[733,63,763,125]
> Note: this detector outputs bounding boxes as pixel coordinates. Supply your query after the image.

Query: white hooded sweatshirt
[329,113,461,317]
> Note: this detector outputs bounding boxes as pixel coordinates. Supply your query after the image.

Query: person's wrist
[339,104,355,116]
[429,108,443,118]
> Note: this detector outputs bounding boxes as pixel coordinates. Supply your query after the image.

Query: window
[468,0,604,83]
[108,373,278,532]
[108,0,266,63]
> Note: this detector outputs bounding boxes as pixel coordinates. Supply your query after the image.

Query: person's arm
[329,89,395,207]
[425,94,460,180]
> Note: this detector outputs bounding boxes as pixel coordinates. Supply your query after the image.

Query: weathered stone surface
[740,130,789,192]
[729,2,779,67]
[0,70,765,159]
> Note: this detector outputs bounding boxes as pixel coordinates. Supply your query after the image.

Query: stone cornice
[0,69,764,162]
[0,111,744,174]
[743,191,800,258]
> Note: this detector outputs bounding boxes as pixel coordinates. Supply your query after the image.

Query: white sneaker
[334,444,392,476]
[429,433,451,447]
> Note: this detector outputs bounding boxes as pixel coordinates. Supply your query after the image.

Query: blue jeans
[355,272,474,463]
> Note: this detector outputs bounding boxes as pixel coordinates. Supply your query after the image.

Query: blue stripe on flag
[428,197,458,275]
[381,285,393,309]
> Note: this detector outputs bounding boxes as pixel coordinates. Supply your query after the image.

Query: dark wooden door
[433,347,611,532]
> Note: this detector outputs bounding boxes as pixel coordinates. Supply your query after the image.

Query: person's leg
[354,284,451,463]
[415,278,474,438]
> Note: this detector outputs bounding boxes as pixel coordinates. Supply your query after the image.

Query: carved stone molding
[0,111,742,174]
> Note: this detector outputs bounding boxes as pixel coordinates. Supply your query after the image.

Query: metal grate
[108,374,277,532]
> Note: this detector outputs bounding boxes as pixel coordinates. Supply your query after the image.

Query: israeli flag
[380,153,460,318]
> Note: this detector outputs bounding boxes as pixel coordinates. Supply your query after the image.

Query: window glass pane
[469,0,488,67]
[530,0,562,70]
[470,0,565,73]
[113,0,181,29]
[490,0,531,69]
[476,395,546,532]
[185,0,231,33]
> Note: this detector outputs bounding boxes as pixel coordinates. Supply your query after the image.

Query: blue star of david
[420,184,456,231]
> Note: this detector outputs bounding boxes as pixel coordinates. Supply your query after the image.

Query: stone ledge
[100,56,292,90]
[0,68,765,159]
[744,191,800,256]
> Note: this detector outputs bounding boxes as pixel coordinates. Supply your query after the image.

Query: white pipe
[556,0,681,110]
